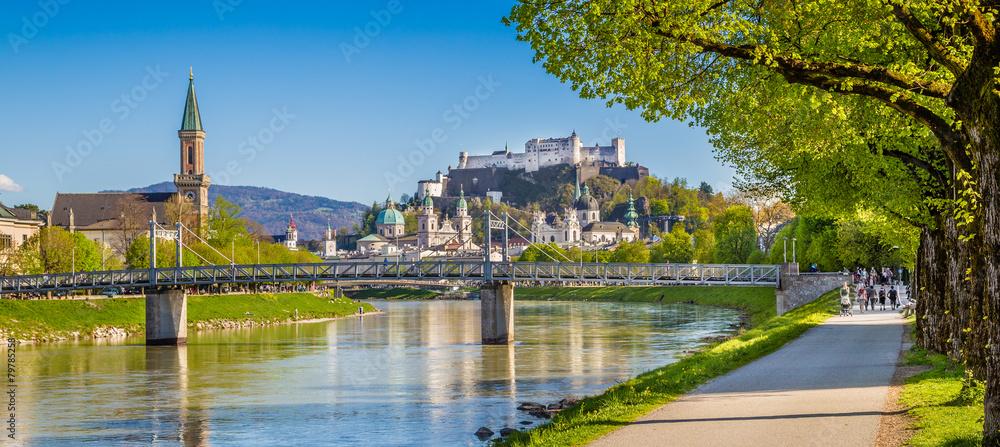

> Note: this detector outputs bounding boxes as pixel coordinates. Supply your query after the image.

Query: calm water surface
[12,299,738,446]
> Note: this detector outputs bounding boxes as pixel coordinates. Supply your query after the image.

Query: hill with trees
[107,182,366,241]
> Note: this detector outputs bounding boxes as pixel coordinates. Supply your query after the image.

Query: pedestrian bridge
[0,261,780,346]
[0,261,780,294]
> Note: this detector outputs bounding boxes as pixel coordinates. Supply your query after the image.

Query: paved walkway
[590,304,908,447]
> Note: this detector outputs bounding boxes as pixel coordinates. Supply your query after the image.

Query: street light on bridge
[782,237,788,263]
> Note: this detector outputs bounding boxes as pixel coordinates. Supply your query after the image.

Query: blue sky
[0,0,736,209]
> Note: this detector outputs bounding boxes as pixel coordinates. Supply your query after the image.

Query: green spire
[574,168,581,200]
[181,70,203,131]
[457,185,468,208]
[422,186,434,207]
[582,184,590,197]
[386,190,394,208]
[625,193,639,227]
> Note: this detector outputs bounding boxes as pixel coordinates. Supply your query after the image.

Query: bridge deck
[0,262,780,294]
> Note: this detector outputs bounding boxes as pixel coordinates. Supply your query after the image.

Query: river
[9,299,739,446]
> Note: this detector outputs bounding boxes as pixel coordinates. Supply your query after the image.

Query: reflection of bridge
[1,261,779,346]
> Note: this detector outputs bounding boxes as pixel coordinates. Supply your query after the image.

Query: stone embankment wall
[776,262,851,315]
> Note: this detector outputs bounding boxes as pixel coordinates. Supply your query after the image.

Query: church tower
[174,68,211,231]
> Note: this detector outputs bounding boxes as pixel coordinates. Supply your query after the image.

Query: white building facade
[456,132,626,173]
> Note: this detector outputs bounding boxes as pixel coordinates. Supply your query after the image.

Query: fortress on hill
[457,131,625,172]
[416,131,646,203]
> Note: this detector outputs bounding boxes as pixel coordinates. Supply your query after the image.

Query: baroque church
[50,70,211,252]
[531,172,639,246]
[357,187,479,255]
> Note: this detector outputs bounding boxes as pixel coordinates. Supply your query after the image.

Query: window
[0,234,11,250]
[550,236,555,242]
[187,145,194,165]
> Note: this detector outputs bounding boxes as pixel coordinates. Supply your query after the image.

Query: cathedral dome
[576,185,599,211]
[377,193,405,225]
[377,208,405,225]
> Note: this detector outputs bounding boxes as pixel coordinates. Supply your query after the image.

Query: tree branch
[651,27,953,100]
[891,5,967,76]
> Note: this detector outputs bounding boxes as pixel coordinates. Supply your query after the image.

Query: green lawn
[496,287,836,446]
[349,287,441,300]
[0,292,378,341]
[900,346,984,446]
[514,286,777,326]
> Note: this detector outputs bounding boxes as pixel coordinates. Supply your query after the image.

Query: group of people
[840,281,905,315]
[853,266,902,287]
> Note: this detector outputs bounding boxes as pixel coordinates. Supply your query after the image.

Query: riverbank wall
[776,262,851,315]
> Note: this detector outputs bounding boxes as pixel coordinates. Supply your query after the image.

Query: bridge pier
[481,282,514,344]
[146,288,188,345]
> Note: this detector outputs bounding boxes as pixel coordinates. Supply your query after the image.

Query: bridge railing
[0,262,779,294]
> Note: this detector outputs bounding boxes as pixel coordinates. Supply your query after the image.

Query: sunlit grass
[496,289,837,446]
[0,292,378,341]
[514,286,777,326]
[900,347,983,447]
[349,287,440,300]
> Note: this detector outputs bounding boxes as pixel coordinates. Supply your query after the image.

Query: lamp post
[792,238,797,264]
[256,240,260,265]
[71,246,76,277]
[782,237,788,263]
[892,246,900,285]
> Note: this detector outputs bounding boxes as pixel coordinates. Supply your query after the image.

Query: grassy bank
[497,289,837,447]
[348,287,440,300]
[0,292,379,342]
[900,346,984,446]
[514,286,777,327]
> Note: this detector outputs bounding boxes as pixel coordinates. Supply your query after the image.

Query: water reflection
[14,300,738,446]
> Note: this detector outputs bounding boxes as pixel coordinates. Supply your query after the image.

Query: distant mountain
[103,182,366,241]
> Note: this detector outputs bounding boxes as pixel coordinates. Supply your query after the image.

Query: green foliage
[713,205,757,264]
[746,249,766,264]
[13,227,103,274]
[349,288,440,300]
[207,196,245,246]
[584,175,620,199]
[611,239,649,263]
[692,228,714,264]
[649,198,670,216]
[650,224,693,263]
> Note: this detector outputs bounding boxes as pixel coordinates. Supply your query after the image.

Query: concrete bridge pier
[146,288,188,345]
[481,282,514,344]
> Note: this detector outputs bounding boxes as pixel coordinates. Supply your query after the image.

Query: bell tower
[174,68,211,231]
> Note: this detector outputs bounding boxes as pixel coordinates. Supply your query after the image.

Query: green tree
[651,223,693,264]
[649,198,670,216]
[713,206,757,264]
[207,197,245,246]
[692,228,714,264]
[611,239,649,263]
[584,175,620,198]
[505,3,1000,437]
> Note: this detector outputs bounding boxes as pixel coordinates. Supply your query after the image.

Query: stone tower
[455,185,472,248]
[174,68,211,231]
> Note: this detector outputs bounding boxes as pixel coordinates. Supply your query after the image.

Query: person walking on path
[888,286,899,310]
[857,287,867,314]
[878,288,887,311]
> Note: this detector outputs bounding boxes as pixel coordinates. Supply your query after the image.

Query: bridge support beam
[146,288,188,345]
[481,282,513,344]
